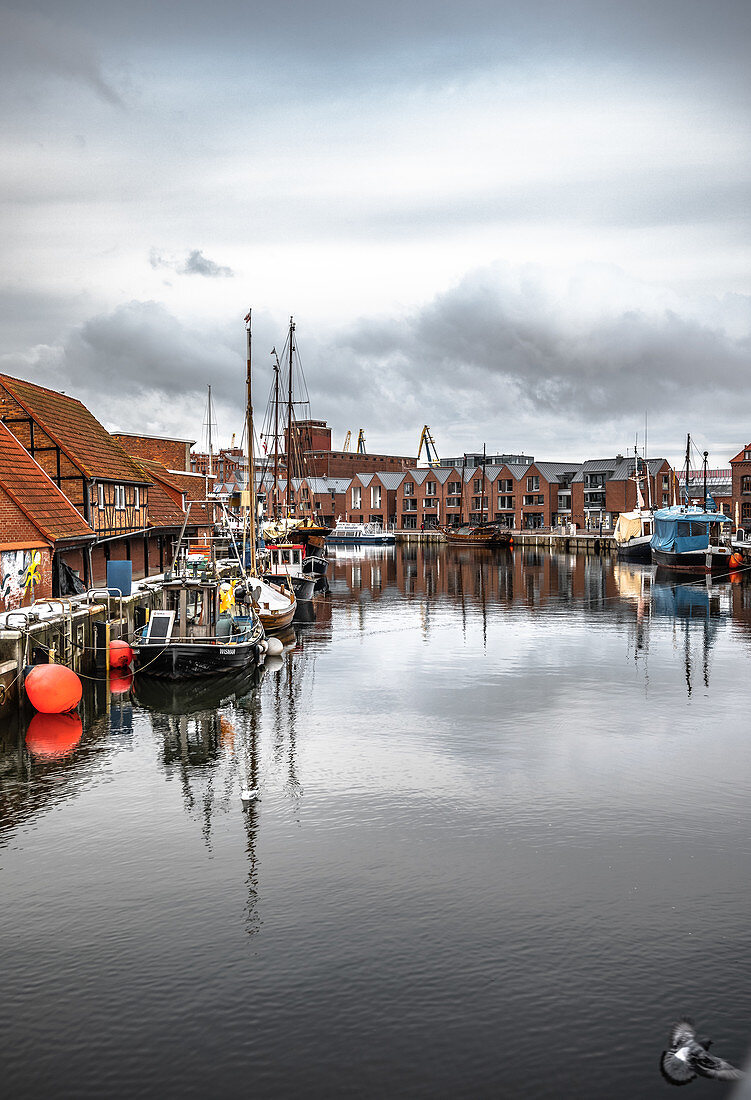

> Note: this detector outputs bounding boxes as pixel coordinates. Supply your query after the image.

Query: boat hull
[616,536,652,562]
[326,534,395,545]
[652,546,734,575]
[442,526,513,547]
[132,639,261,679]
[266,571,317,601]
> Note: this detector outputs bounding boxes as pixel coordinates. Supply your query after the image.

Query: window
[97,484,104,509]
[527,475,539,492]
[371,486,382,508]
[426,481,436,496]
[662,475,670,490]
[473,479,482,492]
[402,499,417,511]
[446,497,461,507]
[134,487,140,509]
[498,479,513,493]
[523,495,537,506]
[742,503,751,520]
[472,496,488,510]
[423,498,436,508]
[403,481,414,496]
[745,450,751,461]
[301,486,310,499]
[741,476,751,494]
[352,487,362,509]
[497,495,514,510]
[662,494,669,506]
[448,481,461,495]
[114,485,126,510]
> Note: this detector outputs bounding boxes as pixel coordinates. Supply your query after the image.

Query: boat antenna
[245,309,257,576]
[703,450,708,511]
[206,384,214,478]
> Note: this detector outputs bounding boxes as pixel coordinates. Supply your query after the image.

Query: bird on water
[660,1019,744,1085]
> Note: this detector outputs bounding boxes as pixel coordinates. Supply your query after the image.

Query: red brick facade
[112,433,194,472]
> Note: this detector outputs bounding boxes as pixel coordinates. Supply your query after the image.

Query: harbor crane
[342,430,351,452]
[357,429,366,454]
[417,425,440,467]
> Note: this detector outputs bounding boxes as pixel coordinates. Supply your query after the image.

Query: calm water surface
[1,546,750,1098]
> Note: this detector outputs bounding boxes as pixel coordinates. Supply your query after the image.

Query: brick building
[0,422,95,605]
[111,433,194,472]
[730,444,751,531]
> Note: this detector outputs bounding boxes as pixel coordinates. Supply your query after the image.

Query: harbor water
[1,545,750,1098]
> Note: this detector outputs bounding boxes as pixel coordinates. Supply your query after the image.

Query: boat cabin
[147,577,233,643]
[652,507,731,554]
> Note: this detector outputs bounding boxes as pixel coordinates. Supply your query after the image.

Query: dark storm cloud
[300,265,751,445]
[149,249,234,278]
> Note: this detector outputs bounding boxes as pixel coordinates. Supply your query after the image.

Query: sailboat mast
[245,309,257,575]
[287,316,295,517]
[703,450,708,510]
[684,433,691,507]
[207,384,214,478]
[273,349,280,520]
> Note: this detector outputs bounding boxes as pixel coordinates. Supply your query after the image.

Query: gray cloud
[149,249,234,278]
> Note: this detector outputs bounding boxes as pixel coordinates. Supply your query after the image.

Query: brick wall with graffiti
[1,547,53,609]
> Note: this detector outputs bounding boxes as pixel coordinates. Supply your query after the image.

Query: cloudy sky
[0,1,749,466]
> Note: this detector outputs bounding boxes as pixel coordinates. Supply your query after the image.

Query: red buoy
[729,552,744,570]
[109,639,133,669]
[25,711,83,759]
[25,664,83,714]
[109,669,133,694]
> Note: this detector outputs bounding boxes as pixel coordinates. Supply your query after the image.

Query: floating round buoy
[263,654,283,673]
[109,639,133,669]
[25,711,83,759]
[729,552,744,570]
[25,663,82,713]
[109,669,133,694]
[265,636,284,657]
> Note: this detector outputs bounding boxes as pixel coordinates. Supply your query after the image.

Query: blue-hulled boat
[651,505,732,575]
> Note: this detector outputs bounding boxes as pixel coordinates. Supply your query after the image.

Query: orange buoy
[25,711,83,759]
[729,553,744,570]
[109,639,133,669]
[25,663,82,714]
[109,669,133,694]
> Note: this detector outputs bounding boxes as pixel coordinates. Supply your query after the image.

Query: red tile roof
[167,470,214,526]
[130,458,187,528]
[0,374,149,484]
[0,422,94,543]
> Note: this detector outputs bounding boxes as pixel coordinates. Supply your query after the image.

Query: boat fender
[258,639,269,654]
[265,636,284,657]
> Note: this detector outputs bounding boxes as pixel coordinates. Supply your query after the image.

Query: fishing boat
[326,520,396,545]
[650,438,732,575]
[131,573,265,678]
[260,543,317,601]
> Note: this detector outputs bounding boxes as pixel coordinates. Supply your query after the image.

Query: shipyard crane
[342,430,352,452]
[417,425,440,467]
[356,429,366,454]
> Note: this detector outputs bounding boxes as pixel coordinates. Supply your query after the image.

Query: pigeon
[660,1018,744,1086]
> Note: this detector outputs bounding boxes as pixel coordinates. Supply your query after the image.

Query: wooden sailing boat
[233,310,297,633]
[260,317,331,553]
[613,449,653,562]
[441,450,513,547]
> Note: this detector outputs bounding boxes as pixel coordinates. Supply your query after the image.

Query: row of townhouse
[254,455,678,532]
[0,374,214,609]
